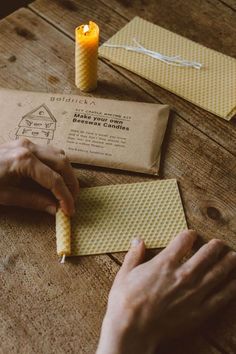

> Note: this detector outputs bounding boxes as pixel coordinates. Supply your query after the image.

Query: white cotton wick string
[103,38,203,69]
[60,254,66,264]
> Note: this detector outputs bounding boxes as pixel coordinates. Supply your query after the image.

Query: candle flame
[83,24,89,34]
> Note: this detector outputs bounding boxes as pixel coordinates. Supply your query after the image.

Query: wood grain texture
[0,6,236,247]
[27,0,236,248]
[219,0,236,11]
[0,4,235,354]
[99,0,236,57]
[0,207,118,354]
[28,2,236,353]
[29,0,236,156]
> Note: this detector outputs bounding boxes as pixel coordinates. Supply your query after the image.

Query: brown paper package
[0,88,169,175]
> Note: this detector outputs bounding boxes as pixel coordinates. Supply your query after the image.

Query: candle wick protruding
[83,24,89,34]
[60,254,66,264]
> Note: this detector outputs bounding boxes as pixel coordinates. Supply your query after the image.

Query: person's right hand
[97,230,236,354]
[0,139,79,216]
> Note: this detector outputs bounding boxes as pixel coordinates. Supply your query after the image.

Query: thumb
[121,239,146,274]
[0,187,57,215]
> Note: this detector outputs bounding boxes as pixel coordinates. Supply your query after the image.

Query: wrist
[97,310,160,354]
[96,312,132,354]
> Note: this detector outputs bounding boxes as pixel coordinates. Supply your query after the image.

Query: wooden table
[0,0,235,353]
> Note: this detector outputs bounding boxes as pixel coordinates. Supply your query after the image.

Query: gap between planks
[100,58,236,159]
[3,7,233,354]
[28,4,236,159]
[96,0,236,157]
[27,4,127,270]
[217,0,236,12]
[25,6,235,353]
[26,2,236,259]
[99,0,236,16]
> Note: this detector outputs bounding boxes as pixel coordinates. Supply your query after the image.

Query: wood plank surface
[28,0,236,253]
[0,4,235,354]
[29,0,236,156]
[218,0,236,11]
[0,207,119,354]
[0,9,120,354]
[25,1,236,352]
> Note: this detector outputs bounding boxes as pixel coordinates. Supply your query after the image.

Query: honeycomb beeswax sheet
[71,179,187,256]
[99,17,236,121]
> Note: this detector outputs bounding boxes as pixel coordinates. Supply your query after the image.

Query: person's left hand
[0,139,79,216]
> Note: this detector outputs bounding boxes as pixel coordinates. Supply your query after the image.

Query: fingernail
[45,205,57,215]
[131,239,141,247]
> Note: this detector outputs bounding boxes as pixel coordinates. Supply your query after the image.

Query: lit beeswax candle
[75,21,99,92]
[56,208,71,263]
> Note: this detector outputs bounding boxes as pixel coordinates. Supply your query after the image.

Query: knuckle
[175,267,192,285]
[160,258,175,272]
[14,147,32,162]
[209,238,225,249]
[165,251,176,265]
[60,154,70,165]
[50,146,65,156]
[227,250,236,259]
[180,267,192,279]
[223,251,236,267]
[213,265,226,278]
[57,154,70,170]
[17,137,31,148]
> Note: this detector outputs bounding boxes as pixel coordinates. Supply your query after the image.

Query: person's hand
[97,230,236,354]
[0,139,79,216]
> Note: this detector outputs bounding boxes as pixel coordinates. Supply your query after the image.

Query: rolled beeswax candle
[56,208,71,262]
[75,21,99,92]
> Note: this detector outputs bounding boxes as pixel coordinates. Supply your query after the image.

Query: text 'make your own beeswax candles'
[75,22,99,92]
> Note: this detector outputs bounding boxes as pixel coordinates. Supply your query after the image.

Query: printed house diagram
[15,104,57,144]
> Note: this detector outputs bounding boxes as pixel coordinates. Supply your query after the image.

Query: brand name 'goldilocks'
[73,113,130,131]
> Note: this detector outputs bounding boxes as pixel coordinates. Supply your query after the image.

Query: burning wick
[83,24,89,34]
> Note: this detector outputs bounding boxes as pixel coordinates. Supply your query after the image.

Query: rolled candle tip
[83,24,89,34]
[60,254,66,264]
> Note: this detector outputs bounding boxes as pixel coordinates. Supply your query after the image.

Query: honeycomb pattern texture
[99,17,236,121]
[75,41,98,92]
[56,209,71,256]
[71,179,187,256]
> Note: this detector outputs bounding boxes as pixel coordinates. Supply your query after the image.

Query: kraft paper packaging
[0,88,169,175]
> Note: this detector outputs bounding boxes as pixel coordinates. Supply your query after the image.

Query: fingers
[16,150,75,216]
[0,186,57,214]
[120,239,146,275]
[156,230,197,267]
[30,145,79,200]
[10,139,78,216]
[180,239,226,278]
[199,250,236,297]
[202,279,236,316]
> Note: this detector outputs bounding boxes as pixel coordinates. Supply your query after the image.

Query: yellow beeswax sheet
[71,179,187,256]
[99,17,236,121]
